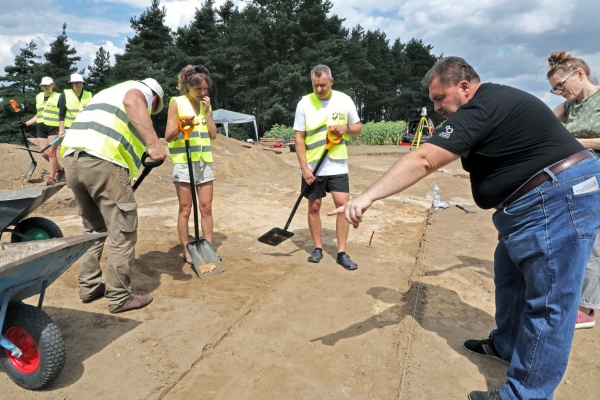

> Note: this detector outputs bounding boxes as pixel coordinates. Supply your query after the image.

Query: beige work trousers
[64,151,137,312]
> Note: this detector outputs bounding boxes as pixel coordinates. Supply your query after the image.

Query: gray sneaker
[337,254,357,270]
[468,390,501,400]
[308,248,323,263]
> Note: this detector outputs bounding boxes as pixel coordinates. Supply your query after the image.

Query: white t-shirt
[293,91,359,176]
[64,81,154,168]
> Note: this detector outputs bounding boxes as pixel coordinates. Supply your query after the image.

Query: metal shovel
[10,100,37,181]
[179,117,224,279]
[258,130,342,246]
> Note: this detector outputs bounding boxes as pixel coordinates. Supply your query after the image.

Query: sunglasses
[550,70,577,95]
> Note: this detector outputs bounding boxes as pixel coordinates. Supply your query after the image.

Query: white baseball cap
[39,77,54,86]
[68,73,86,84]
[139,78,164,115]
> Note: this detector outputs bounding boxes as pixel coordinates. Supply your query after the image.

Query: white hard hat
[139,78,164,115]
[39,77,54,86]
[69,73,86,84]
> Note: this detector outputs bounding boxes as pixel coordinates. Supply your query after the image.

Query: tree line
[0,0,440,144]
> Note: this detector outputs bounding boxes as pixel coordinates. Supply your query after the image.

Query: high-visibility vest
[64,89,92,128]
[302,91,349,163]
[36,92,61,127]
[168,96,213,164]
[60,81,148,179]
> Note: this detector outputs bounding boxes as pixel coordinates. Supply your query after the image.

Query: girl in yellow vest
[22,76,63,185]
[165,65,218,264]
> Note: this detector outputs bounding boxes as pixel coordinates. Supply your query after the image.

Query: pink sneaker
[575,309,595,329]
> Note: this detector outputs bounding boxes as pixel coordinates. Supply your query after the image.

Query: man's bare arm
[123,88,167,161]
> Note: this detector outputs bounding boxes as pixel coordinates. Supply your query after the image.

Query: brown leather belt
[501,150,595,207]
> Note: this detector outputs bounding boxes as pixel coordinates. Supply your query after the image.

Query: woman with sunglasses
[165,65,219,265]
[547,51,600,329]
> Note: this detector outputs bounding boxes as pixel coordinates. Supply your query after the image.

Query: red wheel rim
[4,327,40,374]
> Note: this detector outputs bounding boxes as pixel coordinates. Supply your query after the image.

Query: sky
[1,0,598,112]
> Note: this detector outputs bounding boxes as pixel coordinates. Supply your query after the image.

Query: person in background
[331,56,600,400]
[57,73,93,162]
[547,50,600,330]
[21,77,63,185]
[164,65,218,265]
[60,78,168,313]
[294,64,362,270]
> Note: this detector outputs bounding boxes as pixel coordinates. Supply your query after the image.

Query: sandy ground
[0,136,599,399]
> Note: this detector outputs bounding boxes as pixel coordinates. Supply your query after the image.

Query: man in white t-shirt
[293,65,362,270]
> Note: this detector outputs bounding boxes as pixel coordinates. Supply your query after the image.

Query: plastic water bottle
[432,184,441,210]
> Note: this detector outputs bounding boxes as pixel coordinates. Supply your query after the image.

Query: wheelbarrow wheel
[10,217,63,242]
[0,303,66,390]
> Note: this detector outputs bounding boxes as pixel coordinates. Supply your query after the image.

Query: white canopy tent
[212,109,259,141]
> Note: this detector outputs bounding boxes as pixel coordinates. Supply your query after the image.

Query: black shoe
[468,390,501,400]
[464,335,509,365]
[81,282,105,304]
[308,248,323,263]
[337,254,357,270]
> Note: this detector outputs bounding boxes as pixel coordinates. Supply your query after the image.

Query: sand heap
[0,135,295,192]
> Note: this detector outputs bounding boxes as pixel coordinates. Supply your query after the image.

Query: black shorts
[37,123,59,139]
[301,173,349,199]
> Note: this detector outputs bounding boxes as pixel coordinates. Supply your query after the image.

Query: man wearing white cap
[60,78,168,313]
[22,76,64,185]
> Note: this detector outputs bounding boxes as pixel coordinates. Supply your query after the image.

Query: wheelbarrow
[0,184,66,242]
[0,232,107,390]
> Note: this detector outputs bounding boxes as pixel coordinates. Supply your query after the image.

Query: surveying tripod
[410,107,433,149]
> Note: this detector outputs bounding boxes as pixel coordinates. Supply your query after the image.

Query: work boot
[468,390,501,400]
[337,254,357,270]
[81,282,105,304]
[111,294,153,314]
[308,248,323,263]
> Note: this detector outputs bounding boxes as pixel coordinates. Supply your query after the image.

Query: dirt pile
[0,135,295,192]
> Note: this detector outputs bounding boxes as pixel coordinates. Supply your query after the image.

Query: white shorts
[172,160,215,184]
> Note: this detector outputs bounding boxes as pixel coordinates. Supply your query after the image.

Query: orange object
[177,116,195,140]
[9,99,20,112]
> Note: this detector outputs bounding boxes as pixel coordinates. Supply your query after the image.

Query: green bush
[349,120,406,145]
[263,124,294,139]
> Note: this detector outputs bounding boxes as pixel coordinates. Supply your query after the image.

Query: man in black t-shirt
[331,57,600,400]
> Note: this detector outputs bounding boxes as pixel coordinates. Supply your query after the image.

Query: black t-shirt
[427,83,583,209]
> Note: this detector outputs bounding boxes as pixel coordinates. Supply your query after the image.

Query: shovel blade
[257,228,294,246]
[187,240,224,279]
[23,161,37,181]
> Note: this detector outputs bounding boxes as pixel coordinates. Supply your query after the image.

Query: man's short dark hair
[422,57,480,88]
[311,65,332,79]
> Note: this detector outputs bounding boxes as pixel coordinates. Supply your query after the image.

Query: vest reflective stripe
[60,81,147,178]
[64,90,92,127]
[303,91,349,163]
[167,96,213,164]
[36,92,61,126]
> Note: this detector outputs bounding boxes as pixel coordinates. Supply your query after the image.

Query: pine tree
[43,23,82,89]
[0,41,42,143]
[87,46,112,93]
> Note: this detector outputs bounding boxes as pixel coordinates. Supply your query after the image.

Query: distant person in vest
[21,76,63,185]
[57,73,92,144]
[293,64,362,270]
[60,78,168,313]
[164,65,218,265]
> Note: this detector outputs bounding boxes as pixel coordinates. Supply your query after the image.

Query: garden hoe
[10,100,37,180]
[179,117,224,278]
[258,129,342,246]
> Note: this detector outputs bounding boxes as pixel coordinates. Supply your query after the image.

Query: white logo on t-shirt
[439,125,453,139]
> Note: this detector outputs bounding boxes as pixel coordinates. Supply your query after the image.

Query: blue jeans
[492,156,600,400]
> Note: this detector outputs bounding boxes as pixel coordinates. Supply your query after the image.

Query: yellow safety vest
[64,90,92,128]
[60,81,148,179]
[168,96,213,164]
[36,92,61,127]
[303,91,349,163]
